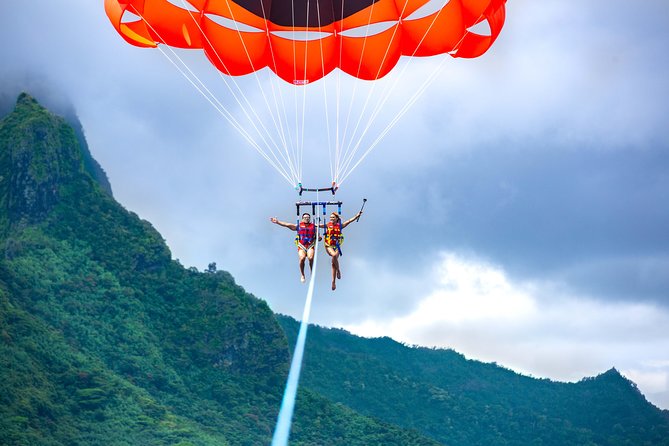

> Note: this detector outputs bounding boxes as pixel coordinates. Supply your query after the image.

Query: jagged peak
[578,367,640,392]
[0,93,91,228]
[16,92,40,108]
[10,92,53,120]
[603,367,622,376]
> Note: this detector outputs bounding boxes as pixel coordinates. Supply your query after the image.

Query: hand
[270,217,278,224]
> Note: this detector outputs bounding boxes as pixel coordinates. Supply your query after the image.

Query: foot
[331,281,336,291]
[336,269,341,279]
[300,275,306,283]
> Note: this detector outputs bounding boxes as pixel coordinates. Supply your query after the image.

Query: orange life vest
[324,221,343,248]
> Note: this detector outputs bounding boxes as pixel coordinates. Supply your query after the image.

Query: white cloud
[343,252,669,409]
[623,369,668,395]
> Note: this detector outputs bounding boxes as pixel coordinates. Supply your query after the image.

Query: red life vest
[324,221,343,247]
[295,222,316,248]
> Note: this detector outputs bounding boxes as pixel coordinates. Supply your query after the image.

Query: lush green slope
[0,93,440,446]
[278,314,669,446]
[6,91,667,446]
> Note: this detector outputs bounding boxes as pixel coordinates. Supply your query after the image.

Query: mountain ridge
[1,93,439,445]
[277,314,669,445]
[1,93,668,445]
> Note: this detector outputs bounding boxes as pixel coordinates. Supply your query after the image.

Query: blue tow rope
[271,207,321,445]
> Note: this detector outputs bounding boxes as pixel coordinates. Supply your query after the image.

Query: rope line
[152,44,296,185]
[271,190,321,446]
[135,5,298,185]
[132,1,480,189]
[339,54,450,185]
[335,1,378,183]
[178,0,302,184]
[337,9,481,183]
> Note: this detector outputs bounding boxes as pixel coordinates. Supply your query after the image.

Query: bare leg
[298,249,307,282]
[307,246,315,271]
[326,246,339,290]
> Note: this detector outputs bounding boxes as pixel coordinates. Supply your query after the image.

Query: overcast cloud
[2,0,668,409]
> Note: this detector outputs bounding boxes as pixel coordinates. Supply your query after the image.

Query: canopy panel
[105,0,506,84]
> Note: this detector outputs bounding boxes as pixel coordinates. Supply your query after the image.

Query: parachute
[105,0,505,85]
[105,3,506,444]
[104,0,506,189]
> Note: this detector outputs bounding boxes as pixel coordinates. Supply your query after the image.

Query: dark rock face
[0,93,94,229]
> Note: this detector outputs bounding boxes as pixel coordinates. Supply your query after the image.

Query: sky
[2,0,669,410]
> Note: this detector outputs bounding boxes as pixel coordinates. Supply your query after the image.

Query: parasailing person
[270,213,319,283]
[319,210,363,291]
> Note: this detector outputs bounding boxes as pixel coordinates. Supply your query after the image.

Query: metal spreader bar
[296,201,343,216]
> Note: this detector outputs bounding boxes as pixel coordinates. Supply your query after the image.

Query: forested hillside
[0,93,439,445]
[278,315,669,446]
[3,92,668,446]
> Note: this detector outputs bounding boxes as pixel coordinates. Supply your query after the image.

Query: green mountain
[278,315,669,445]
[2,92,668,446]
[0,88,112,196]
[0,93,439,445]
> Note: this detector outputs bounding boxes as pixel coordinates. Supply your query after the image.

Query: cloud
[411,0,669,155]
[343,252,669,409]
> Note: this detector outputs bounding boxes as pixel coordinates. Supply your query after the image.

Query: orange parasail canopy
[105,0,506,85]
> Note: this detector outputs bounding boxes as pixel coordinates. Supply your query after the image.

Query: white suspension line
[333,0,379,184]
[338,9,475,183]
[264,67,295,178]
[315,0,336,186]
[179,1,302,185]
[335,77,360,184]
[153,45,295,185]
[209,0,299,173]
[334,0,346,185]
[335,75,388,181]
[261,2,301,185]
[336,1,411,180]
[208,66,301,186]
[135,7,296,184]
[140,4,298,185]
[334,68,342,184]
[297,0,312,182]
[337,70,402,178]
[290,0,302,183]
[339,55,449,186]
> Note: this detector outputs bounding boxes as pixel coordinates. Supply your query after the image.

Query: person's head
[330,212,341,223]
[302,213,311,223]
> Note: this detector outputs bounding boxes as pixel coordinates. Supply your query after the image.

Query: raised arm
[341,211,363,229]
[270,217,297,231]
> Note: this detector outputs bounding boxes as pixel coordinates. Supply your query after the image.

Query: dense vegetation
[278,315,669,446]
[2,93,668,445]
[0,93,439,445]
